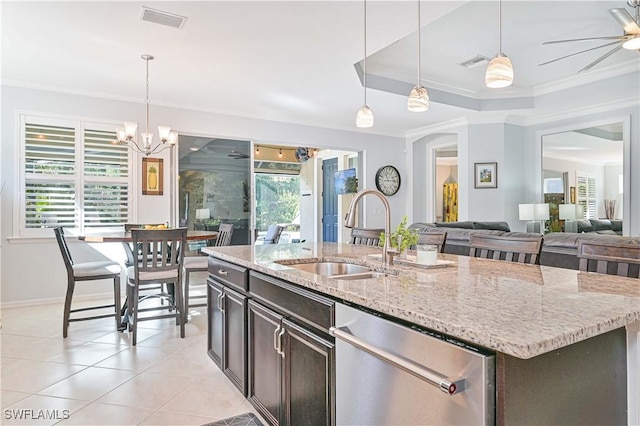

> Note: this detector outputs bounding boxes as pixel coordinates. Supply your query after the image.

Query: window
[20,115,130,236]
[576,172,597,219]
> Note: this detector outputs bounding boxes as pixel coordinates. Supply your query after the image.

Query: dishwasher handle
[330,326,465,396]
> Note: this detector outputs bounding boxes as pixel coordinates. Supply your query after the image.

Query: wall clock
[375,165,401,196]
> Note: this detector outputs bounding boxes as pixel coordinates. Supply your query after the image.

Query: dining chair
[126,227,187,345]
[263,224,284,245]
[469,233,543,264]
[417,231,447,253]
[54,227,122,338]
[349,227,384,246]
[183,223,234,322]
[577,239,640,278]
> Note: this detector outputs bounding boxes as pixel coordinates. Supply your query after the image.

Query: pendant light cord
[363,0,367,105]
[498,0,502,54]
[417,0,421,83]
[145,56,150,137]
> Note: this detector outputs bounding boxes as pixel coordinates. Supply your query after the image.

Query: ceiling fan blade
[578,44,624,73]
[543,35,628,44]
[539,41,621,66]
[609,8,640,35]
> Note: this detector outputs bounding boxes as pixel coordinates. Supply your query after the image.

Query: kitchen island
[203,242,640,425]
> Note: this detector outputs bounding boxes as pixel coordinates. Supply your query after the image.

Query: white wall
[1,86,405,305]
[604,164,623,220]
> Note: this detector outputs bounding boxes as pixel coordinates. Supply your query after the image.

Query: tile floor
[1,277,265,426]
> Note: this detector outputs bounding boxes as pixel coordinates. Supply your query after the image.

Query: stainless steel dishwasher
[330,303,495,425]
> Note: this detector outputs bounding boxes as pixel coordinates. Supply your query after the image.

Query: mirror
[542,122,624,232]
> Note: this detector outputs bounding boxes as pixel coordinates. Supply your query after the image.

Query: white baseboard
[1,292,114,309]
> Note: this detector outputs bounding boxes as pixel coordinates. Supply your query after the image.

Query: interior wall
[1,85,405,305]
[299,161,315,243]
[604,164,623,219]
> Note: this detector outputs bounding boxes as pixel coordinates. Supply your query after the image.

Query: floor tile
[90,327,160,345]
[159,376,246,419]
[54,401,153,425]
[47,342,126,366]
[37,366,133,401]
[0,317,61,338]
[97,371,195,410]
[144,343,217,379]
[1,335,85,361]
[134,329,205,350]
[93,345,175,372]
[0,359,86,394]
[2,394,88,426]
[1,390,31,409]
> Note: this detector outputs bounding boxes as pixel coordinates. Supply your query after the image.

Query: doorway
[322,158,338,242]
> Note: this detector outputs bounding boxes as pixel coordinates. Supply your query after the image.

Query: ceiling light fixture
[485,0,514,88]
[356,0,373,128]
[278,148,283,158]
[255,145,260,155]
[407,0,429,112]
[116,54,177,156]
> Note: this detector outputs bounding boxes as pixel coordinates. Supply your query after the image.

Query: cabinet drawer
[209,257,248,293]
[249,271,334,334]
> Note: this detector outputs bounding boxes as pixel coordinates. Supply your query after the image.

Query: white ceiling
[2,1,639,137]
[543,123,624,165]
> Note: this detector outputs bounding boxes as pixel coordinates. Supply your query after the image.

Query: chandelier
[116,54,177,156]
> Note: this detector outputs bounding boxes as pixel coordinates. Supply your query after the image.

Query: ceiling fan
[540,0,640,72]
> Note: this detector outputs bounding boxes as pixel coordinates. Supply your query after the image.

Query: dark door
[283,318,335,426]
[223,286,247,396]
[322,158,338,242]
[207,278,223,367]
[248,300,284,426]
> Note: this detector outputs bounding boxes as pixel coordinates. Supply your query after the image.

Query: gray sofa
[409,221,639,270]
[572,219,623,235]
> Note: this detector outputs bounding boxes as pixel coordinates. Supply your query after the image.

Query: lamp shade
[195,208,210,220]
[485,54,514,88]
[407,85,430,112]
[559,204,577,220]
[518,204,535,221]
[356,105,374,128]
[533,203,550,220]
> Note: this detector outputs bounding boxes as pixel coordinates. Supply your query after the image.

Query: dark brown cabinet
[247,271,335,426]
[207,258,248,396]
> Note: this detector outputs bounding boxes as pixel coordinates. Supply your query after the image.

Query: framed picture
[570,186,576,204]
[142,157,163,195]
[474,162,497,189]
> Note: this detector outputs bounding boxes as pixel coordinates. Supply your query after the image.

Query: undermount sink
[286,262,372,276]
[279,261,388,280]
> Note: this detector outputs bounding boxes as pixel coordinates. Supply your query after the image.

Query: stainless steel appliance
[330,303,495,425]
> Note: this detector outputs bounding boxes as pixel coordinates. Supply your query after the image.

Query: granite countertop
[202,242,640,359]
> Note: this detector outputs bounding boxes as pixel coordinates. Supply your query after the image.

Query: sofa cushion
[589,219,613,231]
[576,220,593,233]
[435,221,474,229]
[474,221,511,232]
[611,220,623,233]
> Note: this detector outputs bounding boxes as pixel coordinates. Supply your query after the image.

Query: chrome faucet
[344,188,393,266]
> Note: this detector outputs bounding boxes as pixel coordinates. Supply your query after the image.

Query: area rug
[202,412,263,426]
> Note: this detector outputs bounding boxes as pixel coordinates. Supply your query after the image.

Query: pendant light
[356,0,374,128]
[407,0,429,112]
[485,0,514,88]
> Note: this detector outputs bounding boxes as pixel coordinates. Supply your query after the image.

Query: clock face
[375,165,401,196]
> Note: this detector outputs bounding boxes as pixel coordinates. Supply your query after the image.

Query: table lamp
[195,208,210,220]
[559,204,583,233]
[519,203,549,234]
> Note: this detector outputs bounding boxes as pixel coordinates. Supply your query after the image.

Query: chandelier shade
[116,54,177,156]
[356,0,374,128]
[356,105,374,128]
[485,0,513,88]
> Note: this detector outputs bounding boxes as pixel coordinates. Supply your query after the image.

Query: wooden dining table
[78,229,218,331]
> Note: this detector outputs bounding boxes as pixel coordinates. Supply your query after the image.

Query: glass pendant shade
[157,126,171,142]
[124,122,138,139]
[485,53,514,88]
[167,131,178,145]
[407,85,429,112]
[623,36,640,50]
[356,105,374,128]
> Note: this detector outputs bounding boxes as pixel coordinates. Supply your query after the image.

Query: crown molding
[405,117,468,141]
[533,60,640,96]
[519,96,640,127]
[543,152,620,168]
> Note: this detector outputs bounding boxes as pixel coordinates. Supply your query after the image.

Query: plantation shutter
[576,172,597,219]
[83,127,129,229]
[24,121,77,229]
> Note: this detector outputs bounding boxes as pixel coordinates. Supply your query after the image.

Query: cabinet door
[207,278,223,367]
[222,285,247,395]
[282,318,335,426]
[248,300,283,426]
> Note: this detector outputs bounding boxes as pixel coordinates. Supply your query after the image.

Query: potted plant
[379,216,418,256]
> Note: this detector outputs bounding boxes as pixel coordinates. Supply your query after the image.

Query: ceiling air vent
[139,6,187,29]
[458,55,490,69]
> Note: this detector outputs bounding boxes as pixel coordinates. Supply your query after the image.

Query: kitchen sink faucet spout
[344,189,392,266]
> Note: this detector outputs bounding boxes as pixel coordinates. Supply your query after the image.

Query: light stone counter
[202,242,640,360]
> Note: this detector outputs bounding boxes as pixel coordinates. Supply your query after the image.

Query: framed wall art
[142,157,163,195]
[474,162,497,189]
